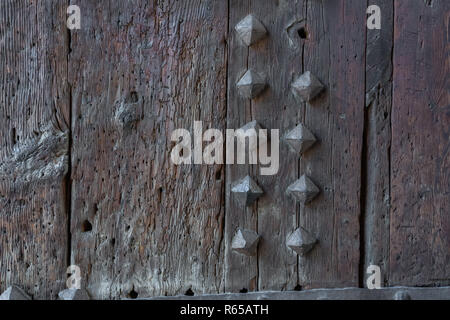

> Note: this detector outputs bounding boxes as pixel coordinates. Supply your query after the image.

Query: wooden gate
[0,0,448,299]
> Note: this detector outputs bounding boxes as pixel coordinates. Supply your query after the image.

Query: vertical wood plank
[0,0,70,299]
[363,0,394,287]
[299,0,366,288]
[224,0,257,293]
[390,0,449,286]
[69,0,228,299]
[250,0,305,291]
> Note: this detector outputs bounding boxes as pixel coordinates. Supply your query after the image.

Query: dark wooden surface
[298,0,365,289]
[68,0,228,299]
[363,0,394,287]
[390,0,449,286]
[0,0,448,299]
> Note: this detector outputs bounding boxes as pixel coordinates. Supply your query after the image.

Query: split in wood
[291,71,325,102]
[235,14,267,46]
[286,227,318,256]
[231,228,260,256]
[286,174,320,204]
[231,175,264,206]
[284,123,317,154]
[236,70,267,99]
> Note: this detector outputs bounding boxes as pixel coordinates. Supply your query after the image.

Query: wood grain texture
[68,0,228,299]
[224,0,257,293]
[363,0,393,287]
[0,0,70,299]
[390,0,450,286]
[298,0,366,288]
[249,0,306,292]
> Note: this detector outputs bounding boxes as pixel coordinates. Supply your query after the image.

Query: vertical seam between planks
[359,0,370,289]
[65,0,73,268]
[221,0,230,293]
[387,0,395,287]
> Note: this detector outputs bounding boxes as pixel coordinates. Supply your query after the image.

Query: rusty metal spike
[286,227,317,256]
[232,228,260,256]
[235,14,267,46]
[231,175,264,206]
[236,70,267,99]
[291,71,324,102]
[0,286,31,300]
[284,123,317,154]
[286,174,320,204]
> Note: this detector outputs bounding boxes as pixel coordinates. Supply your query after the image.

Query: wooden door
[0,0,448,299]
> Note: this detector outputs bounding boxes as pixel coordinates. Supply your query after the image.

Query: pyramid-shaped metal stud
[232,228,260,256]
[0,286,31,300]
[287,227,317,256]
[237,70,267,99]
[231,175,264,206]
[286,174,320,204]
[58,288,91,300]
[291,71,324,102]
[235,14,267,46]
[284,124,317,154]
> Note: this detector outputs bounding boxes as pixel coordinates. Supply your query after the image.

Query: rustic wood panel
[0,0,70,299]
[390,0,450,286]
[224,0,257,293]
[69,0,228,299]
[297,0,366,288]
[250,0,305,292]
[363,0,394,287]
[225,0,308,293]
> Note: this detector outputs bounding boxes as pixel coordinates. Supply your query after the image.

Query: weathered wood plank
[224,0,257,293]
[147,286,450,300]
[249,0,305,291]
[0,0,70,299]
[390,0,450,286]
[297,0,366,288]
[363,0,394,287]
[69,0,228,299]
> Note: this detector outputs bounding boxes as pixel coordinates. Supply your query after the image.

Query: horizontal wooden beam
[146,287,450,300]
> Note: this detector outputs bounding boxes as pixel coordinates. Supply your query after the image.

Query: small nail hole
[185,288,194,296]
[298,27,308,39]
[81,220,92,232]
[128,289,138,299]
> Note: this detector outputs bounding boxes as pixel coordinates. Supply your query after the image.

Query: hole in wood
[215,169,222,181]
[126,91,139,104]
[294,284,302,291]
[239,288,248,293]
[81,220,92,232]
[298,27,308,39]
[185,288,194,296]
[128,289,138,299]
